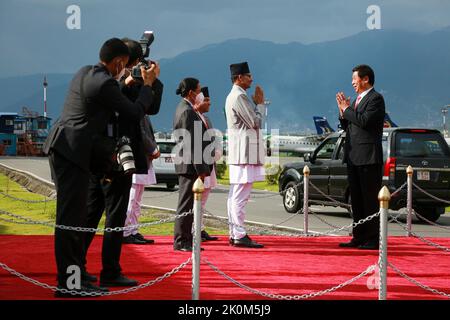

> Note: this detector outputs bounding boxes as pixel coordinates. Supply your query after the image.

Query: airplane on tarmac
[267,113,400,156]
[267,116,335,156]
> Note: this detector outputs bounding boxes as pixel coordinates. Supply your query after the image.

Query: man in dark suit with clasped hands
[336,64,385,250]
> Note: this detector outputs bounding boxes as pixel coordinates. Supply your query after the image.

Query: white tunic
[229,164,265,184]
[132,162,157,185]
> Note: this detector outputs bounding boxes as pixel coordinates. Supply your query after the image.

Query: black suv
[278,128,450,222]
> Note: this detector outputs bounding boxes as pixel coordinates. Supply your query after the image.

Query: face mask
[195,92,205,105]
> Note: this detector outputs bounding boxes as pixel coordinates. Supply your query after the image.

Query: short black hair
[352,64,375,85]
[176,78,199,98]
[121,38,143,67]
[99,38,129,63]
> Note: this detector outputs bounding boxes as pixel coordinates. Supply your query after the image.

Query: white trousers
[227,183,253,240]
[124,183,145,237]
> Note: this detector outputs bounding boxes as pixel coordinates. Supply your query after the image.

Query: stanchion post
[192,177,204,300]
[303,165,310,235]
[378,186,391,300]
[406,166,413,237]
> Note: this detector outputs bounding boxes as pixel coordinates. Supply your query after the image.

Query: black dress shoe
[54,282,108,298]
[81,270,97,283]
[229,238,234,245]
[231,235,264,248]
[338,240,361,248]
[99,274,138,287]
[123,235,147,245]
[201,230,219,241]
[358,241,379,250]
[134,233,155,244]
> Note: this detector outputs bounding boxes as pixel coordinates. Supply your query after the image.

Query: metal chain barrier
[0,258,191,297]
[204,208,380,238]
[412,183,450,205]
[0,216,54,225]
[310,210,341,230]
[0,191,54,203]
[202,257,375,300]
[412,209,450,231]
[390,182,408,197]
[388,262,450,299]
[308,182,351,208]
[278,181,304,196]
[0,209,192,233]
[390,214,450,253]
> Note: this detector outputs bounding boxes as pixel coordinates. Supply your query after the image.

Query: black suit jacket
[173,99,211,176]
[43,63,154,172]
[339,88,385,166]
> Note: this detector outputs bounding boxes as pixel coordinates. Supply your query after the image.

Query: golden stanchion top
[406,165,413,175]
[378,186,391,202]
[192,177,205,194]
[303,165,310,176]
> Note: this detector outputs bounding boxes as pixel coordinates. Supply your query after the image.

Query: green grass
[0,174,228,236]
[217,166,279,192]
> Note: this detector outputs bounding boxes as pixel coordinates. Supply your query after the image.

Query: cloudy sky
[0,0,449,77]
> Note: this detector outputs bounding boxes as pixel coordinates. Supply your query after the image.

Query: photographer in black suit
[43,38,156,296]
[82,38,163,287]
[336,64,385,250]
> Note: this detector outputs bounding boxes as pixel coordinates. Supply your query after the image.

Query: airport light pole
[263,100,271,134]
[442,106,449,137]
[43,76,48,118]
[264,100,271,157]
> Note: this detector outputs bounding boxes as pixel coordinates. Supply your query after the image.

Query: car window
[316,137,338,159]
[157,142,176,154]
[394,132,450,157]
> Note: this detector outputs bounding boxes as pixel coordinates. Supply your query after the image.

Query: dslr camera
[131,31,155,79]
[116,136,136,175]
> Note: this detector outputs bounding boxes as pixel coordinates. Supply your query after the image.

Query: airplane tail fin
[383,113,398,128]
[313,116,335,135]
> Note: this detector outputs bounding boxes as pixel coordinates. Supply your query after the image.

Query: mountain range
[1,27,449,133]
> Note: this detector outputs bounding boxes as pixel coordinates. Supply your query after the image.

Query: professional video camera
[116,136,136,175]
[131,31,155,79]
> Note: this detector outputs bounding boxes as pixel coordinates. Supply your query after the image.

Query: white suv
[153,138,178,190]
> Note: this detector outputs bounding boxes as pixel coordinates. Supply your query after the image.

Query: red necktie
[354,95,362,110]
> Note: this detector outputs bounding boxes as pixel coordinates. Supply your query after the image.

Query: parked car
[152,138,178,190]
[278,128,450,222]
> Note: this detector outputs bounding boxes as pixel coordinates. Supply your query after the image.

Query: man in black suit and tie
[336,64,385,250]
[43,38,156,296]
[172,78,211,251]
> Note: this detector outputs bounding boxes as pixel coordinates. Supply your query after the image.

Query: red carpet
[0,235,449,300]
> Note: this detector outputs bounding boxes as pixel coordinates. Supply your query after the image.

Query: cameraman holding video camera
[43,38,157,297]
[81,33,163,288]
